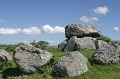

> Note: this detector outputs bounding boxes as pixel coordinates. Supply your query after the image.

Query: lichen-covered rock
[65,24,101,38]
[14,44,53,73]
[55,51,88,77]
[92,40,119,64]
[0,49,12,63]
[77,37,96,50]
[58,39,68,51]
[60,37,95,51]
[64,36,78,51]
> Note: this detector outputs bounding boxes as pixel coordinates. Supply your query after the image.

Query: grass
[0,47,120,79]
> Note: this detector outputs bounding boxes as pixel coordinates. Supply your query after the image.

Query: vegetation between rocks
[0,45,120,79]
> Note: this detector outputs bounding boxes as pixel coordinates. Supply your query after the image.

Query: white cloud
[0,27,41,35]
[22,27,41,35]
[42,25,65,34]
[94,6,109,15]
[0,28,21,34]
[113,27,119,32]
[80,16,98,23]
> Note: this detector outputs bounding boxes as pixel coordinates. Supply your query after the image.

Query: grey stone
[92,40,119,64]
[55,51,88,77]
[61,37,95,51]
[58,39,68,51]
[14,44,53,73]
[77,37,96,50]
[65,24,101,38]
[112,40,120,45]
[64,36,78,51]
[0,49,12,63]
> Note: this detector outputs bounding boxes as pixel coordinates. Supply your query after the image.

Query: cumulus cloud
[22,27,41,35]
[113,27,119,32]
[0,28,21,34]
[0,27,41,35]
[94,6,109,15]
[42,25,65,34]
[79,16,98,23]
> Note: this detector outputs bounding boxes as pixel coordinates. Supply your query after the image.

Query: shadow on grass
[1,67,23,79]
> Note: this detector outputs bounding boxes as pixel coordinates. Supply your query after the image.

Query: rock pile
[0,49,12,63]
[55,51,88,77]
[58,24,101,51]
[14,43,53,73]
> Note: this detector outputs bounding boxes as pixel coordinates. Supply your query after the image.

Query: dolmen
[58,24,101,51]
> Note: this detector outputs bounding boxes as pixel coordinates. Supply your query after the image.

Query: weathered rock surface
[64,36,78,51]
[0,49,12,63]
[77,37,96,50]
[65,24,101,38]
[59,37,96,51]
[112,40,120,45]
[58,39,68,51]
[92,40,119,64]
[14,44,53,73]
[55,51,88,77]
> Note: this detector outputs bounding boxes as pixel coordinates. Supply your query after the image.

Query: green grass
[0,47,120,79]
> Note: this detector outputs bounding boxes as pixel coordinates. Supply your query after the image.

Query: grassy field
[0,47,120,79]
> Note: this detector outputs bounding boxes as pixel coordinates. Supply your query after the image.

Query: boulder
[65,24,101,38]
[14,44,53,73]
[0,49,12,63]
[60,36,95,51]
[92,40,119,64]
[64,36,79,51]
[77,37,96,50]
[58,39,68,51]
[55,51,88,77]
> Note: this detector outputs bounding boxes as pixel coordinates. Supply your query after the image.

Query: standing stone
[58,39,68,51]
[55,51,88,77]
[64,36,78,51]
[0,49,12,63]
[77,37,96,50]
[92,40,119,64]
[14,44,53,73]
[65,24,101,38]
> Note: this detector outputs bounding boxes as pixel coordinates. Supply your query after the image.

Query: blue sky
[0,0,119,45]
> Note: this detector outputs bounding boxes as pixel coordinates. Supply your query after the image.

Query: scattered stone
[55,51,88,77]
[92,40,119,64]
[14,44,53,73]
[0,49,12,63]
[65,24,101,38]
